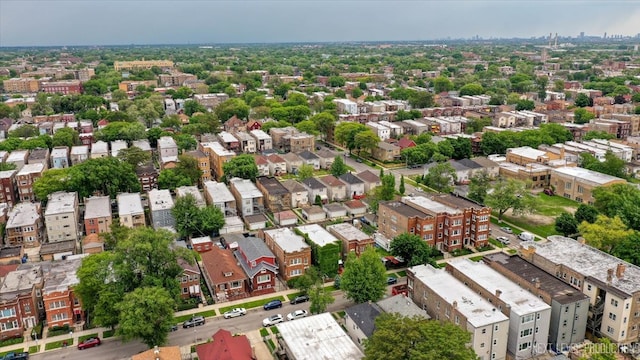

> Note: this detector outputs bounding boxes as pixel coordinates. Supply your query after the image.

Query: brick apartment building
[5,203,44,248]
[42,259,84,329]
[40,80,82,95]
[83,196,113,235]
[16,163,45,202]
[0,170,18,207]
[0,266,44,339]
[262,228,311,281]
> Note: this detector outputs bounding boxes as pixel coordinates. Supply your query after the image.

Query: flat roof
[84,196,111,219]
[42,258,84,295]
[117,193,144,216]
[148,189,174,211]
[257,177,289,195]
[230,178,262,199]
[91,141,109,153]
[447,259,551,316]
[157,136,177,149]
[528,236,640,296]
[70,145,89,155]
[410,264,508,328]
[175,186,206,206]
[277,313,364,360]
[202,141,235,157]
[250,129,271,140]
[507,146,547,159]
[7,203,40,228]
[552,166,624,185]
[218,131,238,143]
[16,163,44,175]
[402,195,460,215]
[326,222,370,241]
[264,228,310,253]
[6,150,28,162]
[44,192,77,216]
[203,181,235,203]
[376,294,430,319]
[295,224,339,247]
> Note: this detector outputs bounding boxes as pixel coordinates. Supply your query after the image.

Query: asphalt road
[32,291,356,360]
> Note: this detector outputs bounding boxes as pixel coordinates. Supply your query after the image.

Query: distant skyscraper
[604,32,607,39]
[580,32,585,38]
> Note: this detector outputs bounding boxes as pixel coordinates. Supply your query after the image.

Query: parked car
[0,351,29,360]
[262,314,284,327]
[355,158,363,163]
[387,277,398,285]
[182,315,206,328]
[287,309,308,321]
[496,236,510,245]
[500,226,513,234]
[77,337,101,350]
[169,324,178,332]
[263,299,283,310]
[543,188,555,196]
[290,295,310,305]
[518,232,535,242]
[224,308,247,319]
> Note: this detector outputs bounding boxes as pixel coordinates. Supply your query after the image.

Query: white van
[518,232,535,242]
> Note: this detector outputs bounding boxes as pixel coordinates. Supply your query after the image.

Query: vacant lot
[496,194,579,238]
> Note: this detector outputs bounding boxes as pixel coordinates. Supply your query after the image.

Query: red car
[77,337,101,350]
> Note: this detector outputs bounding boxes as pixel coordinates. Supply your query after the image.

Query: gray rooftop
[297,150,319,161]
[295,224,339,247]
[552,166,624,186]
[7,203,40,228]
[301,177,326,190]
[0,267,43,300]
[70,145,89,155]
[326,222,369,241]
[42,258,84,295]
[447,259,551,316]
[409,264,509,328]
[528,236,640,296]
[507,146,548,160]
[16,163,44,176]
[148,189,174,212]
[91,140,109,154]
[376,294,430,319]
[263,228,310,253]
[203,180,235,203]
[339,172,364,185]
[84,196,111,219]
[233,236,278,278]
[51,147,68,158]
[345,302,381,338]
[230,178,263,199]
[45,191,77,216]
[402,195,460,215]
[281,179,307,194]
[276,313,364,360]
[175,186,206,206]
[157,136,178,149]
[117,192,144,216]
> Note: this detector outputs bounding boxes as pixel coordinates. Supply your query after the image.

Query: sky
[1,0,639,47]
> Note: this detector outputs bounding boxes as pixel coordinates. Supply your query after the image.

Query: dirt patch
[504,209,554,225]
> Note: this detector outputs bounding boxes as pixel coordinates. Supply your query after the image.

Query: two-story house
[301,177,328,204]
[326,222,374,257]
[233,236,278,295]
[281,179,309,208]
[234,131,257,153]
[201,246,250,302]
[5,202,43,248]
[339,173,366,199]
[254,155,270,177]
[178,259,201,300]
[256,177,291,213]
[90,141,109,159]
[117,193,145,228]
[355,170,381,193]
[69,145,89,165]
[297,150,320,170]
[203,180,237,217]
[262,228,311,281]
[280,152,303,174]
[319,175,347,201]
[44,191,80,243]
[266,154,287,176]
[250,129,273,152]
[50,147,69,169]
[83,196,112,235]
[229,178,264,216]
[157,136,179,165]
[148,189,175,230]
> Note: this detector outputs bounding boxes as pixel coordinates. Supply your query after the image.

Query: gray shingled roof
[297,150,320,160]
[339,173,364,185]
[233,237,278,278]
[345,302,381,338]
[302,177,326,190]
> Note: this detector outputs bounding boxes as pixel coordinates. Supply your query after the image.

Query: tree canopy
[340,247,387,303]
[222,154,259,182]
[484,178,537,221]
[172,194,225,239]
[390,233,440,266]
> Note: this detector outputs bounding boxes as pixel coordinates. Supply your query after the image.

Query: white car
[496,236,510,245]
[262,314,284,327]
[286,309,308,321]
[223,308,247,319]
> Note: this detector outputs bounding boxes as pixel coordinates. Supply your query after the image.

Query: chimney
[453,301,458,309]
[607,268,614,283]
[616,263,626,279]
[535,278,541,289]
[495,289,502,298]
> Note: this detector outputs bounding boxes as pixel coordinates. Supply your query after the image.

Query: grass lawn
[507,249,517,255]
[469,255,484,262]
[44,338,73,351]
[174,310,217,324]
[78,333,99,343]
[102,329,115,339]
[267,339,276,351]
[324,285,337,292]
[450,248,473,257]
[337,310,346,318]
[396,270,407,277]
[387,272,398,278]
[219,296,286,314]
[259,328,269,337]
[361,224,377,235]
[375,246,391,257]
[28,345,39,354]
[535,194,578,216]
[488,238,506,249]
[0,337,23,347]
[270,326,279,334]
[501,215,558,238]
[0,349,24,357]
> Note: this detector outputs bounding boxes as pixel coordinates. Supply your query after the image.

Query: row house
[135,162,158,192]
[70,145,89,165]
[266,154,287,176]
[217,131,240,151]
[5,203,43,248]
[250,129,272,152]
[280,153,303,174]
[199,142,235,181]
[297,150,320,170]
[16,163,45,202]
[232,236,278,295]
[157,136,179,166]
[521,236,640,344]
[262,228,311,281]
[42,258,84,329]
[301,177,328,204]
[326,222,374,257]
[0,266,44,339]
[176,186,206,208]
[355,170,381,193]
[256,177,291,213]
[28,148,50,170]
[319,175,347,201]
[50,147,69,169]
[234,131,257,153]
[255,156,270,177]
[148,189,175,230]
[117,193,145,228]
[200,246,249,303]
[378,120,404,137]
[315,149,336,169]
[90,141,109,159]
[44,192,80,243]
[131,139,152,154]
[0,170,18,207]
[446,259,552,359]
[185,150,211,184]
[281,179,309,208]
[407,264,510,360]
[203,180,237,217]
[483,253,589,351]
[6,150,28,170]
[339,173,365,199]
[110,140,128,157]
[83,196,112,235]
[366,122,391,141]
[229,178,264,216]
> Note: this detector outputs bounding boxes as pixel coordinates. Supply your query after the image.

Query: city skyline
[1,0,640,47]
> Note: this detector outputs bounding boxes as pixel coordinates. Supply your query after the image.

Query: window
[0,309,16,318]
[49,300,66,309]
[479,215,489,222]
[609,313,617,320]
[519,342,531,351]
[495,325,499,331]
[422,224,433,231]
[565,182,572,190]
[290,269,302,277]
[521,314,534,323]
[290,258,302,265]
[0,321,19,331]
[182,287,188,294]
[257,274,270,284]
[587,284,592,291]
[607,326,614,334]
[493,339,497,346]
[52,313,68,321]
[24,304,30,314]
[520,328,532,337]
[453,219,462,226]
[482,328,487,334]
[230,281,242,289]
[611,299,619,307]
[626,303,630,309]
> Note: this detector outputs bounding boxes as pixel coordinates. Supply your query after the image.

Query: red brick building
[42,259,84,329]
[178,259,201,300]
[0,265,44,340]
[200,247,249,302]
[0,170,18,207]
[232,237,277,296]
[40,80,82,95]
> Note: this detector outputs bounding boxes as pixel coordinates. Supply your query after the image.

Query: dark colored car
[77,337,101,350]
[182,315,205,328]
[263,299,283,310]
[290,295,310,305]
[0,351,29,360]
[169,324,178,332]
[387,277,398,285]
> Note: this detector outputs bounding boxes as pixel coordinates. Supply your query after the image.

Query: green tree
[578,338,617,360]
[215,98,250,121]
[0,162,17,171]
[335,122,368,154]
[116,286,176,348]
[308,281,335,314]
[67,157,140,199]
[297,163,314,181]
[433,76,453,93]
[390,233,438,267]
[583,130,615,140]
[374,173,396,202]
[459,82,484,96]
[172,195,225,238]
[592,184,640,230]
[467,170,491,204]
[484,179,537,221]
[574,93,592,107]
[158,169,193,190]
[95,122,146,142]
[160,115,182,129]
[423,162,457,193]
[9,124,38,138]
[117,146,150,168]
[574,204,599,224]
[184,100,207,116]
[574,108,595,124]
[51,128,80,148]
[364,313,477,360]
[515,99,535,111]
[354,130,379,156]
[340,247,387,303]
[33,168,70,201]
[330,156,348,177]
[294,120,318,135]
[222,154,259,182]
[407,91,434,108]
[398,175,405,195]
[555,212,579,237]
[75,252,120,328]
[173,133,197,152]
[310,112,336,141]
[611,232,640,267]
